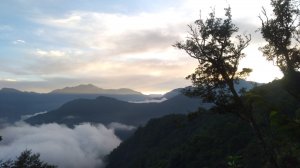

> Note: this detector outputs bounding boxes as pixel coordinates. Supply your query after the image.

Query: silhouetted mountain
[163,88,183,99]
[26,94,210,127]
[0,88,99,122]
[50,84,142,95]
[50,84,151,102]
[0,88,23,94]
[0,86,149,123]
[163,80,260,99]
[0,80,258,123]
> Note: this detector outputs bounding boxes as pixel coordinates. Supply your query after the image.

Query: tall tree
[259,0,300,101]
[259,0,300,75]
[174,7,280,168]
[174,7,251,117]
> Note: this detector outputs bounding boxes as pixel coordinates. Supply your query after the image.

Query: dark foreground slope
[26,94,210,126]
[106,79,300,168]
[106,112,261,168]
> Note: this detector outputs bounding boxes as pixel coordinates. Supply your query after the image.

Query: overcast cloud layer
[0,0,282,93]
[0,122,121,168]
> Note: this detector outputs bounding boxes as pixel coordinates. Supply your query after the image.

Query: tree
[259,0,300,75]
[174,7,280,168]
[0,150,56,168]
[174,7,251,118]
[259,0,300,96]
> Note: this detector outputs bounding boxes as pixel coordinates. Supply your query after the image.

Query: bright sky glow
[0,0,282,93]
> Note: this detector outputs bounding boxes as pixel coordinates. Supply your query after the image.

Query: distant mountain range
[0,80,258,124]
[0,84,154,123]
[26,94,210,127]
[50,84,143,95]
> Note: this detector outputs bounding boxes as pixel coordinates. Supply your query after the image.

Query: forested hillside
[107,79,300,168]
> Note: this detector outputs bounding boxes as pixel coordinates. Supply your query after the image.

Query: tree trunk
[248,116,280,168]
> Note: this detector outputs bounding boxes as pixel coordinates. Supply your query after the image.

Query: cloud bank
[0,122,121,168]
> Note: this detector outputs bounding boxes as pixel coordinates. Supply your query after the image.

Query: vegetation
[0,150,56,168]
[108,1,300,168]
[107,111,256,168]
[107,80,300,168]
[2,1,300,168]
[259,0,300,75]
[174,7,251,110]
[174,6,283,167]
[259,0,300,98]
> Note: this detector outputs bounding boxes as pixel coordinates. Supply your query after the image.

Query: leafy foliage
[174,6,287,167]
[107,111,258,168]
[259,0,300,74]
[107,80,300,168]
[174,7,251,108]
[0,150,56,168]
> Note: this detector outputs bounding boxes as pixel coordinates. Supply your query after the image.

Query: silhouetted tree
[259,0,300,100]
[174,7,251,118]
[0,150,56,168]
[174,7,280,168]
[259,0,300,75]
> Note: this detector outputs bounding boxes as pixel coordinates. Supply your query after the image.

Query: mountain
[50,84,151,102]
[0,80,258,123]
[162,79,260,99]
[50,84,142,95]
[0,88,99,122]
[106,112,259,168]
[26,94,210,127]
[0,86,149,123]
[0,88,23,94]
[163,88,183,99]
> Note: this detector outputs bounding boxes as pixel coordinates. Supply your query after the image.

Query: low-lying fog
[0,122,132,168]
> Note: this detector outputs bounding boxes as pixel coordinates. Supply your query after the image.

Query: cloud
[33,10,186,55]
[108,122,136,131]
[0,0,282,93]
[35,49,67,58]
[12,40,26,45]
[20,111,48,121]
[129,97,168,103]
[0,122,121,168]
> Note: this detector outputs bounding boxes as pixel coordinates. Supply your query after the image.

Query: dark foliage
[107,79,300,168]
[0,150,56,168]
[174,7,251,110]
[259,0,300,100]
[259,0,300,74]
[107,111,258,168]
[174,6,283,167]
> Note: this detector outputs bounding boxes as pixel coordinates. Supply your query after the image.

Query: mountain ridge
[50,84,143,95]
[25,94,209,127]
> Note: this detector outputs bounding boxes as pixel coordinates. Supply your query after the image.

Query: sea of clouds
[0,122,122,168]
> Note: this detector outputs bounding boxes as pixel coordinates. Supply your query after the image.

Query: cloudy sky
[0,0,282,94]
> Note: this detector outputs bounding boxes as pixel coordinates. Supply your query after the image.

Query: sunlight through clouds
[0,0,282,93]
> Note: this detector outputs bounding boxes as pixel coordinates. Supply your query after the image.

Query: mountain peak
[50,84,143,95]
[0,88,22,93]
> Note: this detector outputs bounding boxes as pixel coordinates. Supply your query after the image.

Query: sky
[0,0,283,94]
